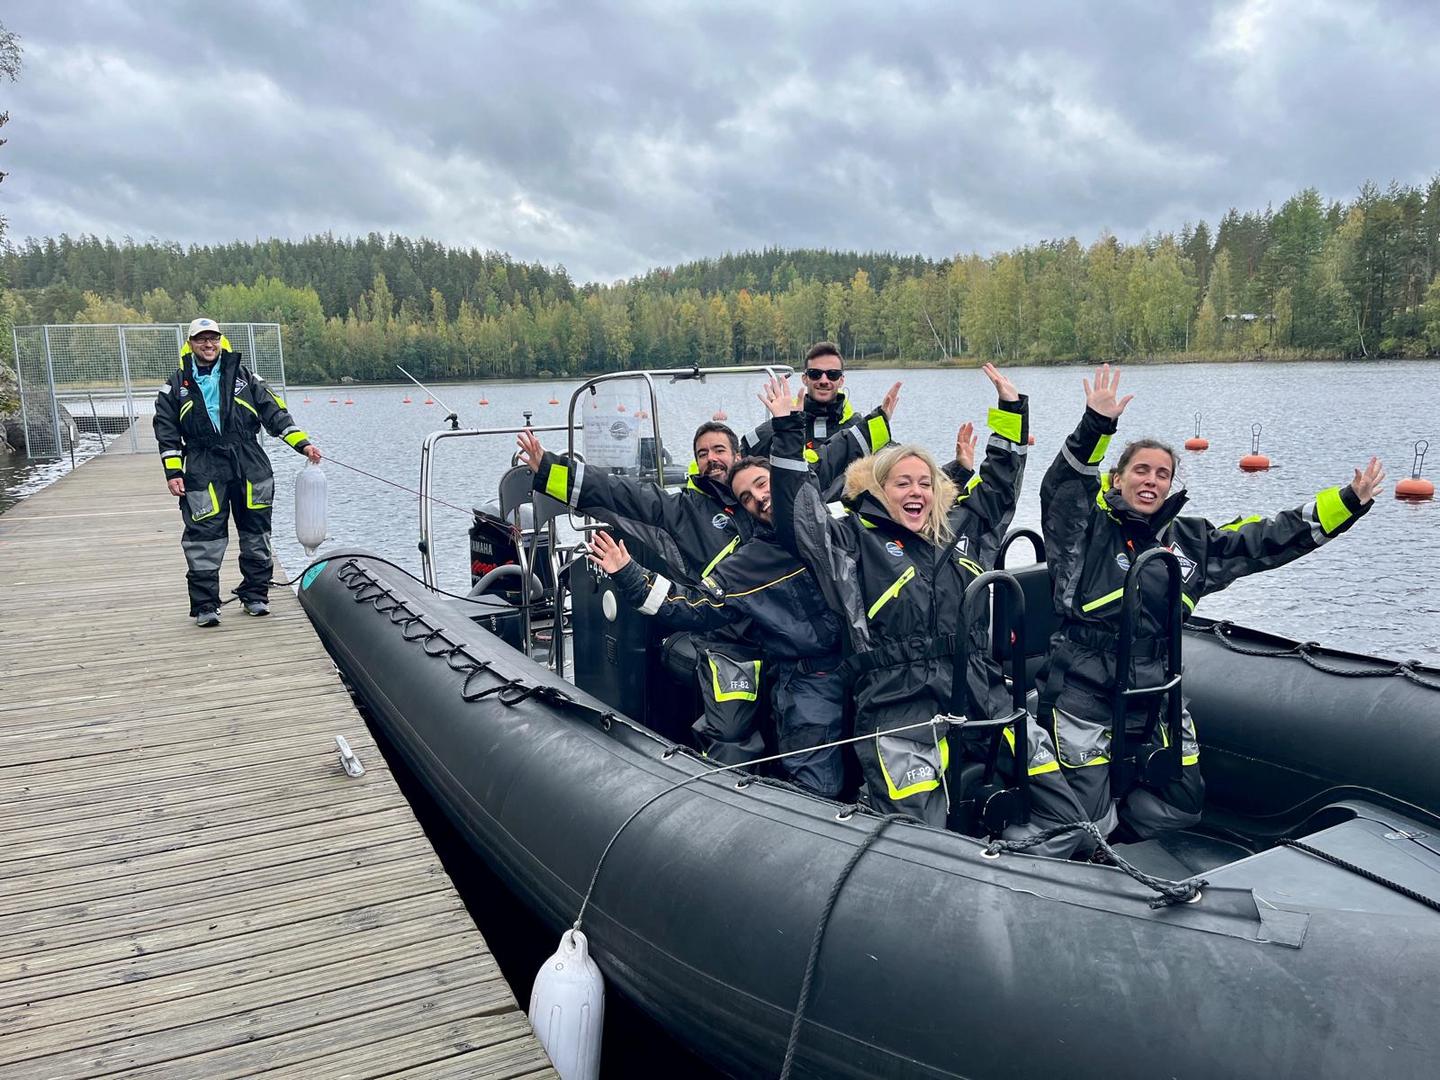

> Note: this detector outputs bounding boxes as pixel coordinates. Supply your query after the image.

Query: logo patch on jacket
[1115,551,1131,572]
[178,385,189,398]
[1166,543,1197,581]
[234,377,248,394]
[953,536,969,555]
[711,513,731,530]
[885,541,905,558]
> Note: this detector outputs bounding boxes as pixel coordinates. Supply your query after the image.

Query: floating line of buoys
[1396,440,1434,501]
[1239,423,1271,471]
[1185,412,1209,452]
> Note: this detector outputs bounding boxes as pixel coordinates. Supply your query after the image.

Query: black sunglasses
[804,367,843,381]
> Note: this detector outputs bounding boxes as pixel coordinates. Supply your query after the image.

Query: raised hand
[880,381,903,419]
[516,429,544,474]
[1351,457,1386,504]
[981,363,1019,403]
[587,530,631,574]
[1083,364,1133,419]
[954,422,977,471]
[758,375,794,418]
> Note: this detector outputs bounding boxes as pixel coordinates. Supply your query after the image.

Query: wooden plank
[0,446,547,1078]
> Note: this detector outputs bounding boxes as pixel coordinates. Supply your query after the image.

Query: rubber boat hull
[300,552,1440,1080]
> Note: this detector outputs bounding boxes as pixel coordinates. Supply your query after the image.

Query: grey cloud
[3,0,1438,283]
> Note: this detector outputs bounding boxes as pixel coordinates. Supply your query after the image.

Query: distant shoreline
[290,352,1440,389]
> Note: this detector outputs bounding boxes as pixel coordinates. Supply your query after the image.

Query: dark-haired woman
[1039,365,1386,840]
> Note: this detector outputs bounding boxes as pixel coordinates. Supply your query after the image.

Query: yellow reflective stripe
[179,400,194,421]
[866,413,889,450]
[710,657,761,702]
[1087,433,1112,465]
[270,389,288,409]
[840,396,854,423]
[235,397,259,418]
[1220,514,1263,532]
[987,406,1023,444]
[163,455,182,471]
[283,429,308,448]
[1002,728,1061,776]
[1081,587,1124,613]
[1182,593,1196,612]
[1315,486,1351,534]
[803,447,820,463]
[957,556,985,577]
[544,463,570,503]
[879,736,950,799]
[700,536,740,579]
[867,564,915,619]
[246,480,270,510]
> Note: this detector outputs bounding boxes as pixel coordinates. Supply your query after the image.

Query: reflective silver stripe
[746,426,766,449]
[1303,501,1329,545]
[638,573,672,615]
[771,455,809,472]
[1060,443,1097,474]
[846,426,866,451]
[570,461,586,508]
[990,434,1027,455]
[826,500,847,519]
[280,425,301,437]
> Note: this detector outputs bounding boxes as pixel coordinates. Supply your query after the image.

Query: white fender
[528,928,604,1080]
[295,462,328,555]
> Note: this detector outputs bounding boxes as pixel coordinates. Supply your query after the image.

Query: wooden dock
[0,441,556,1079]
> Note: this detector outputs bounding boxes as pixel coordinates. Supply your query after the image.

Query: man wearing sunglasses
[742,343,858,497]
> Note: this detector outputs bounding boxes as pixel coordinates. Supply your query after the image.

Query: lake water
[6,360,1437,659]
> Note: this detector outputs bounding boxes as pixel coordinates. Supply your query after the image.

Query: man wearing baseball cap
[153,317,322,626]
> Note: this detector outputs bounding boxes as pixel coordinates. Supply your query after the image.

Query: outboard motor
[469,501,556,601]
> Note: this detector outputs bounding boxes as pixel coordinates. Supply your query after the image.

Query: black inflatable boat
[299,544,1440,1080]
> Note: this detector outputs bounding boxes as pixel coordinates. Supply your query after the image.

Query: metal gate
[9,322,286,458]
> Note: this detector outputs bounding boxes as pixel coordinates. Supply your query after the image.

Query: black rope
[1204,621,1440,690]
[779,813,911,1080]
[1278,838,1440,913]
[984,821,1207,908]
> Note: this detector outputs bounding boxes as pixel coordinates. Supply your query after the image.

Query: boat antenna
[396,364,459,430]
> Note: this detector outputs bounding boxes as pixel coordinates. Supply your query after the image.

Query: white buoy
[295,462,328,556]
[528,929,604,1080]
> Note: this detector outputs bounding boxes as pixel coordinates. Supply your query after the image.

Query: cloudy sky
[2,0,1437,283]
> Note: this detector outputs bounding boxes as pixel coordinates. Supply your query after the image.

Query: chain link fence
[8,323,285,458]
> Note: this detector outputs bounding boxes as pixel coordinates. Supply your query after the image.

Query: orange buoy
[1185,412,1209,451]
[344,397,355,405]
[328,396,338,403]
[713,410,728,421]
[479,395,489,406]
[424,398,434,405]
[1396,440,1433,501]
[302,396,311,404]
[616,402,626,412]
[549,397,560,405]
[402,396,412,403]
[1239,423,1271,471]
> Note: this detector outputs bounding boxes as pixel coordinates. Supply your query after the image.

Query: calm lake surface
[257,360,1440,662]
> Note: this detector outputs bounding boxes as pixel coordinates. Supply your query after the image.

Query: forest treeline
[2,178,1439,383]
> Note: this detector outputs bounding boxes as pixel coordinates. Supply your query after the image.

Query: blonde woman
[765,368,1084,851]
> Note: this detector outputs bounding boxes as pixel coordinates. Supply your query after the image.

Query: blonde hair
[844,444,957,545]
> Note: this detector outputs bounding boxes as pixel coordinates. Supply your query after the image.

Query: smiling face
[730,463,772,524]
[881,455,934,533]
[802,358,844,405]
[189,331,221,366]
[1112,447,1175,515]
[693,431,737,483]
